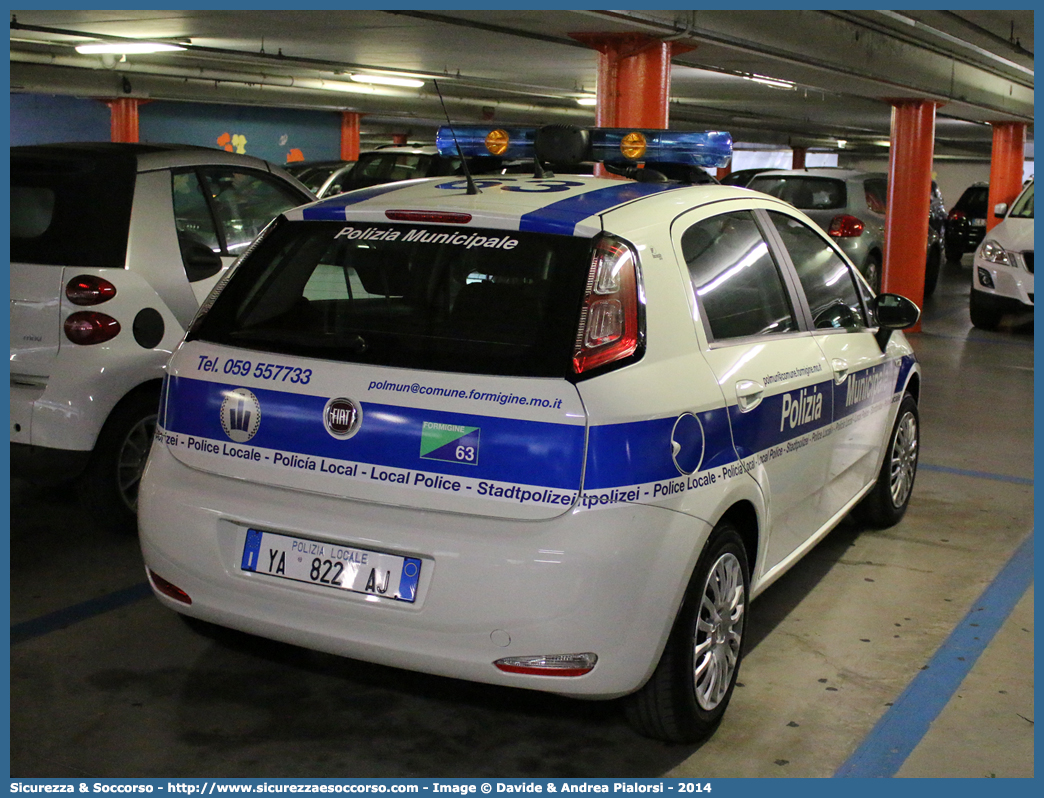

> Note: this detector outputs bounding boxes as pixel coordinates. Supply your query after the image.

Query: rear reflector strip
[148,569,193,605]
[494,653,597,677]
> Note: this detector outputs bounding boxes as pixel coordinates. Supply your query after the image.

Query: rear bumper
[138,443,713,698]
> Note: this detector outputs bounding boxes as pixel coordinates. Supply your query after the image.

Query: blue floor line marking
[834,530,1034,778]
[10,582,153,645]
[920,463,1033,486]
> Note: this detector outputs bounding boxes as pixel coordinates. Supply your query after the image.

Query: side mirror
[179,236,224,282]
[994,202,1009,219]
[871,293,920,349]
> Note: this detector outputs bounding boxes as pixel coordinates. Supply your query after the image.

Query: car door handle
[831,358,850,384]
[735,380,764,413]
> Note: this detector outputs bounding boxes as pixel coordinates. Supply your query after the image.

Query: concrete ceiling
[9,8,1034,160]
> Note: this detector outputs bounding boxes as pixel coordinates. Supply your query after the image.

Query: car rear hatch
[10,145,136,376]
[162,209,614,521]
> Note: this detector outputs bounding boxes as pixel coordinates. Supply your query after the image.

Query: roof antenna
[433,79,479,195]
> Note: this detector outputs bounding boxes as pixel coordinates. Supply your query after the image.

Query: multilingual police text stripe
[163,376,586,490]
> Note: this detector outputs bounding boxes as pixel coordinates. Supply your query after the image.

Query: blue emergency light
[436,124,733,169]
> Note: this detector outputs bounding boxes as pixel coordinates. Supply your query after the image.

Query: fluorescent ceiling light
[76,42,185,55]
[742,73,795,90]
[349,73,424,89]
[576,96,597,106]
[322,81,376,94]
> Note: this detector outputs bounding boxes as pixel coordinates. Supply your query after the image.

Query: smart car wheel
[857,393,919,528]
[624,521,749,743]
[78,390,159,534]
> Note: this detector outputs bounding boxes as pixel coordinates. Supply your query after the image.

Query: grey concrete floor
[9,254,1033,778]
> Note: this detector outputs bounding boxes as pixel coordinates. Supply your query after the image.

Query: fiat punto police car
[139,126,922,743]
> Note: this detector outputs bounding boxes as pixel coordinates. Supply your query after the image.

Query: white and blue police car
[139,125,922,743]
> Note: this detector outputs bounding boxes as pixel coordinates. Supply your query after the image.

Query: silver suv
[748,169,887,291]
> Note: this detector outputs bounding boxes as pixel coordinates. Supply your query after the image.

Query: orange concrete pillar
[105,98,145,143]
[717,166,731,181]
[792,146,807,170]
[986,122,1026,232]
[882,99,937,326]
[570,33,685,129]
[340,112,362,161]
[391,133,408,146]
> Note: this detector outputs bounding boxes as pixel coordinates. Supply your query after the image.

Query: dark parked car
[945,182,989,262]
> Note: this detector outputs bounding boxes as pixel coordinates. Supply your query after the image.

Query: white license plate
[240,529,421,602]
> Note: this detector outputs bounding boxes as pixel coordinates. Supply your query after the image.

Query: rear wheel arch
[718,500,759,577]
[78,378,164,534]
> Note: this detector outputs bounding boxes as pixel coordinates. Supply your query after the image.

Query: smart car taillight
[573,236,642,375]
[828,214,865,238]
[64,311,121,345]
[66,274,117,305]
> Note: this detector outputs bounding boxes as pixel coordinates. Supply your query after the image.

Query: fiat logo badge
[324,397,362,439]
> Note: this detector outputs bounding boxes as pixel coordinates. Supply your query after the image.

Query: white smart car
[10,143,314,532]
[138,126,921,742]
[970,178,1034,330]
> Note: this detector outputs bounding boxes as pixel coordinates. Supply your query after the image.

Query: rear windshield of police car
[191,220,592,378]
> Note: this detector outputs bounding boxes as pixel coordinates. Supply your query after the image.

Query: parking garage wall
[10,94,343,165]
[10,93,110,144]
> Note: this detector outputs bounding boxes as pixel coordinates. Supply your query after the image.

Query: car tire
[969,289,1002,331]
[856,393,919,528]
[863,253,882,293]
[78,389,159,534]
[624,521,749,744]
[923,245,941,298]
[945,245,964,264]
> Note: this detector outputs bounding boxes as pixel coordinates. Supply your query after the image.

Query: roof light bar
[435,125,732,169]
[591,129,733,167]
[435,126,537,159]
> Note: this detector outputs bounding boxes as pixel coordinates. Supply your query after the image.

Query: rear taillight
[66,274,117,305]
[828,215,865,238]
[64,311,121,345]
[148,570,193,605]
[573,236,642,375]
[948,209,966,221]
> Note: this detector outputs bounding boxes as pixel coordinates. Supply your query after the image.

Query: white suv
[139,126,921,742]
[970,179,1034,330]
[10,143,313,532]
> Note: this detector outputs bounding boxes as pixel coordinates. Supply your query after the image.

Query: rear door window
[192,221,592,378]
[681,210,797,341]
